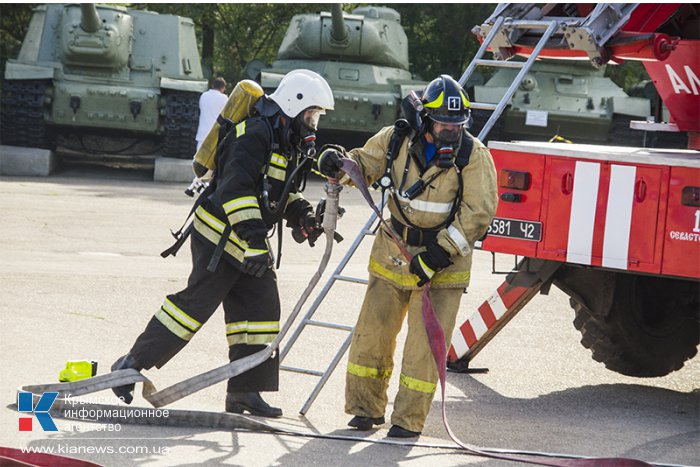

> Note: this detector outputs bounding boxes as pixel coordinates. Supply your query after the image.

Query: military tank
[243,4,426,149]
[468,59,658,147]
[1,3,207,159]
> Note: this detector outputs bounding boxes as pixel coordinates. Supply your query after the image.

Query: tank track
[162,90,199,159]
[0,79,52,149]
[468,108,505,144]
[610,114,646,147]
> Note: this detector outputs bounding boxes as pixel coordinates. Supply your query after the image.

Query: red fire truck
[448,4,699,377]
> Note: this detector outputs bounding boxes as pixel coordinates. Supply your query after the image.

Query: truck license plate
[487,217,542,241]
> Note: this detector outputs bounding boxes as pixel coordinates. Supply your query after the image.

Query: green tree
[0,3,37,80]
[394,4,495,80]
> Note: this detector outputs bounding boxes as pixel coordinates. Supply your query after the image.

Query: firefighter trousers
[345,275,464,433]
[129,235,280,393]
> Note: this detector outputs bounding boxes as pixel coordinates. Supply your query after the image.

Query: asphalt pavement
[1,164,698,466]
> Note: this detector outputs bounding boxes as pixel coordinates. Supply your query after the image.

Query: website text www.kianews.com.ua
[21,444,170,456]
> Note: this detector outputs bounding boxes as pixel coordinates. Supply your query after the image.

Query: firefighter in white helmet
[318,75,497,437]
[111,69,334,418]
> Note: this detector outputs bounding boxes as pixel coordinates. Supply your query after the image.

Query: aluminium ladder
[279,197,385,415]
[280,11,584,415]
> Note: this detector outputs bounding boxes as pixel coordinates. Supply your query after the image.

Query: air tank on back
[1,3,208,160]
[243,4,426,148]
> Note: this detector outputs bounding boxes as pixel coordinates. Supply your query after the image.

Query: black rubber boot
[110,353,143,405]
[347,415,385,431]
[387,424,421,438]
[225,392,282,418]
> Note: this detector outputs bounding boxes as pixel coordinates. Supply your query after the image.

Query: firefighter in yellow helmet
[317,74,497,437]
[110,70,335,418]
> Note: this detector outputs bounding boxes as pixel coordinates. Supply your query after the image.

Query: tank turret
[276,4,409,72]
[1,3,208,159]
[245,4,424,147]
[62,3,132,71]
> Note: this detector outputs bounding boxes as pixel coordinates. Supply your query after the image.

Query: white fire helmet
[269,69,335,126]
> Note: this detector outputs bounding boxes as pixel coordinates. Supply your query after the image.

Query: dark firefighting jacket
[192,115,311,266]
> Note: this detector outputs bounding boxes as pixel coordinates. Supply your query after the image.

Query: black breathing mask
[290,113,318,158]
[431,124,461,146]
[430,123,463,168]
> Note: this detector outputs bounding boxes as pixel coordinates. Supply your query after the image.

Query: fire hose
[15,166,654,466]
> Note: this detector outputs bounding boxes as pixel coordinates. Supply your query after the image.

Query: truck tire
[162,90,199,159]
[565,272,699,377]
[1,79,52,149]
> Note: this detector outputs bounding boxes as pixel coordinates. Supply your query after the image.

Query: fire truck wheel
[571,275,699,377]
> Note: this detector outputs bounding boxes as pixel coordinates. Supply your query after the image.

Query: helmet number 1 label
[694,209,700,233]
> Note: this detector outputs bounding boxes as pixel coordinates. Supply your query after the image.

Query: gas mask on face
[431,123,462,147]
[429,121,463,168]
[291,107,324,158]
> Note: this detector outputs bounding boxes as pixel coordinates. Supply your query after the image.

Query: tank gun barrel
[330,4,348,42]
[80,4,101,33]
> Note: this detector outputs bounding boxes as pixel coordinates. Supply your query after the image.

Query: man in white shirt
[196,77,229,150]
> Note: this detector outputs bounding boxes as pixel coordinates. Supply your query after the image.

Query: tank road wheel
[555,267,699,377]
[162,90,199,159]
[1,79,52,149]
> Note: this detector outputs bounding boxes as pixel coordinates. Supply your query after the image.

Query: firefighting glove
[409,242,453,287]
[317,148,346,178]
[291,213,323,247]
[241,238,271,277]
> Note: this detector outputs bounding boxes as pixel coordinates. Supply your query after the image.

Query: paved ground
[1,165,698,466]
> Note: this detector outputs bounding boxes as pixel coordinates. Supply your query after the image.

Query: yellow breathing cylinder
[193,79,265,176]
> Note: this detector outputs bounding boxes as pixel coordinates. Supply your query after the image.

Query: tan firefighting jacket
[344,125,498,290]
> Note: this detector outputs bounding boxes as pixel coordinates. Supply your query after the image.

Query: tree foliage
[393,4,495,80]
[0,3,37,79]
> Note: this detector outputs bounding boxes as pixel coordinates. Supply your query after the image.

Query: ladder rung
[280,365,324,377]
[506,20,560,30]
[306,320,353,331]
[469,102,497,111]
[475,59,525,69]
[334,274,368,285]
